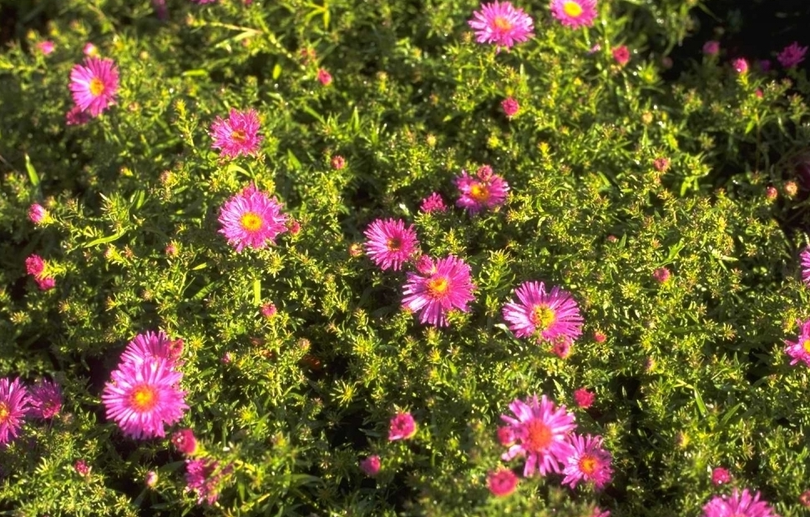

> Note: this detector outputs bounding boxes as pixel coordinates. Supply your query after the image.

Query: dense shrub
[1,0,810,515]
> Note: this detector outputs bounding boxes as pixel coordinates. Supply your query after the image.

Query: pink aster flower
[487,468,519,497]
[501,97,519,118]
[172,428,198,455]
[653,157,670,172]
[801,247,810,285]
[145,470,159,488]
[360,455,381,476]
[733,58,749,74]
[317,68,332,86]
[402,255,476,326]
[121,330,184,366]
[455,165,509,214]
[420,192,448,213]
[653,267,670,283]
[703,41,720,56]
[612,45,630,66]
[711,467,731,486]
[69,57,119,117]
[550,0,597,28]
[702,488,777,517]
[561,433,614,489]
[0,378,32,446]
[388,412,417,441]
[28,203,48,224]
[209,108,263,159]
[83,43,97,56]
[500,394,577,477]
[363,218,419,271]
[66,105,91,126]
[36,277,56,290]
[101,358,188,439]
[468,1,534,51]
[261,303,277,319]
[573,388,595,409]
[186,458,232,505]
[25,254,45,277]
[551,335,573,358]
[785,319,810,367]
[29,379,62,420]
[218,184,288,252]
[777,42,808,69]
[36,41,55,55]
[502,281,583,342]
[74,459,91,477]
[331,155,346,170]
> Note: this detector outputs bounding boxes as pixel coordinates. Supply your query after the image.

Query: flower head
[360,455,381,476]
[785,319,810,367]
[388,412,417,441]
[502,281,583,342]
[653,157,670,172]
[218,185,288,252]
[733,58,749,74]
[487,468,519,497]
[653,267,670,283]
[500,394,577,477]
[0,378,32,446]
[803,247,810,284]
[468,1,534,51]
[420,192,448,214]
[25,254,45,277]
[210,109,263,158]
[759,59,772,72]
[777,42,808,69]
[186,458,232,505]
[66,106,91,126]
[711,467,731,486]
[455,165,509,214]
[573,388,595,409]
[36,41,55,55]
[145,470,159,487]
[69,57,119,117]
[28,203,48,224]
[120,331,184,367]
[172,428,198,455]
[501,97,520,118]
[261,303,277,319]
[363,218,420,271]
[402,255,475,326]
[703,40,720,56]
[74,459,91,477]
[101,358,188,439]
[317,68,332,86]
[83,43,97,56]
[497,425,516,446]
[702,488,777,517]
[550,0,597,28]
[561,433,613,489]
[29,379,62,420]
[612,45,630,66]
[331,155,346,170]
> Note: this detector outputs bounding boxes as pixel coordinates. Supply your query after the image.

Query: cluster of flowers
[24,253,56,291]
[0,377,63,446]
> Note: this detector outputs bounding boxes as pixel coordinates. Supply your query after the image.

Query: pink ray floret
[550,0,597,28]
[468,1,534,51]
[120,330,184,367]
[500,394,576,477]
[702,488,778,517]
[455,165,509,214]
[402,255,476,327]
[561,433,613,489]
[101,358,188,439]
[210,108,263,158]
[69,57,119,117]
[218,185,288,252]
[0,378,32,446]
[800,246,810,286]
[502,281,583,342]
[363,218,420,271]
[784,319,810,367]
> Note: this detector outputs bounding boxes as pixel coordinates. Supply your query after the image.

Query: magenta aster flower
[388,412,417,441]
[419,192,448,213]
[711,467,731,486]
[777,42,808,69]
[69,57,119,117]
[487,468,519,497]
[121,330,184,366]
[468,1,534,51]
[36,41,55,55]
[455,165,509,214]
[66,105,91,126]
[402,255,476,326]
[0,378,32,446]
[801,247,810,285]
[186,458,232,505]
[702,488,777,517]
[785,319,810,367]
[28,203,48,224]
[172,428,198,455]
[502,281,583,342]
[25,254,45,277]
[218,184,288,252]
[573,387,595,409]
[612,45,630,66]
[101,358,188,439]
[501,97,519,118]
[550,0,597,28]
[733,58,749,74]
[561,433,613,489]
[500,394,577,477]
[360,455,381,476]
[29,379,62,420]
[210,108,263,158]
[317,68,332,86]
[703,40,720,55]
[363,218,420,271]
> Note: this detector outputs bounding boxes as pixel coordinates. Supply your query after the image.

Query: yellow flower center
[240,212,263,232]
[0,402,9,424]
[427,277,449,298]
[129,385,158,412]
[89,77,105,97]
[387,237,402,252]
[563,1,583,17]
[524,419,552,452]
[231,129,247,143]
[803,339,810,354]
[469,183,490,203]
[493,16,512,31]
[532,304,556,331]
[579,454,598,475]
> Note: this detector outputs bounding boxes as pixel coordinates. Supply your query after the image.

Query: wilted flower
[653,267,670,283]
[331,155,346,170]
[185,458,232,505]
[261,303,277,319]
[145,470,159,488]
[29,379,62,420]
[172,428,198,455]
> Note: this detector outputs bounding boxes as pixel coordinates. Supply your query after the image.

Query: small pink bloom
[287,219,301,235]
[653,267,670,283]
[497,426,515,446]
[36,41,55,55]
[165,242,179,257]
[66,106,91,126]
[593,331,606,343]
[28,204,48,224]
[612,45,630,66]
[702,40,720,56]
[455,165,509,214]
[549,0,597,28]
[653,157,670,172]
[765,186,778,200]
[711,467,731,486]
[388,412,417,441]
[69,57,119,117]
[501,97,519,118]
[360,455,381,476]
[573,388,595,409]
[74,459,91,477]
[210,109,263,159]
[261,303,277,319]
[468,1,534,51]
[25,254,46,277]
[145,470,159,487]
[732,58,749,74]
[591,508,611,517]
[221,352,233,364]
[83,43,97,56]
[317,68,332,86]
[364,218,420,271]
[419,192,448,213]
[800,490,810,508]
[487,468,518,497]
[331,155,345,170]
[172,429,198,455]
[777,42,808,69]
[36,277,56,290]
